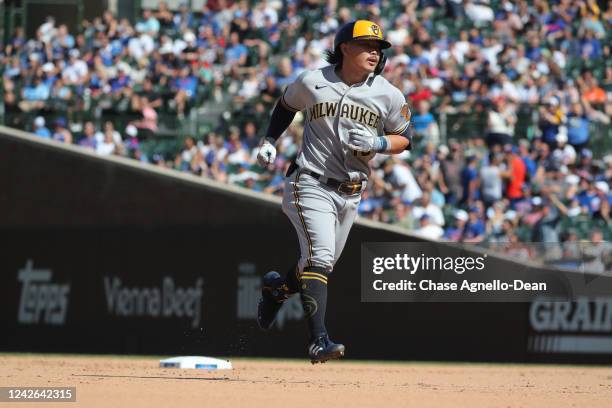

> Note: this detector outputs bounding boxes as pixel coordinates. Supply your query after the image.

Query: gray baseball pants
[282,169,361,274]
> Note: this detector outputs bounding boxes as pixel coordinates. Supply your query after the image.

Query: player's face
[343,40,381,73]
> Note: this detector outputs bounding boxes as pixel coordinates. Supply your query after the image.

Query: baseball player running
[256,20,412,363]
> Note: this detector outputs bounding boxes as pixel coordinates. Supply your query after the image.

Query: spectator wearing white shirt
[480,153,503,208]
[453,31,471,65]
[486,96,516,148]
[412,191,445,227]
[237,71,261,101]
[387,19,409,46]
[498,74,520,102]
[392,161,423,204]
[37,16,56,44]
[415,214,444,240]
[95,121,122,146]
[251,0,278,28]
[465,0,495,24]
[315,13,339,36]
[62,49,88,86]
[96,130,120,156]
[128,33,155,60]
[481,36,503,72]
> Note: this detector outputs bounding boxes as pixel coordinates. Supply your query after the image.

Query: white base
[159,356,233,370]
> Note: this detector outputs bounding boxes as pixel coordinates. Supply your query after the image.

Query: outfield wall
[1,126,611,364]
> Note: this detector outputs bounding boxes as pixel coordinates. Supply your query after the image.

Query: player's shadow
[72,374,233,382]
[72,374,311,384]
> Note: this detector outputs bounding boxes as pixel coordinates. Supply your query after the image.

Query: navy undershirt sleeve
[265,101,297,143]
[400,126,413,151]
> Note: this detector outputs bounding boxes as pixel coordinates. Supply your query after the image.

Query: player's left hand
[346,128,376,153]
[257,138,277,167]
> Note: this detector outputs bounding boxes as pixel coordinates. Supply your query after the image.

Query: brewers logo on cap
[334,20,392,50]
[353,20,384,40]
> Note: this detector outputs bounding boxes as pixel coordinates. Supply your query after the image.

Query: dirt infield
[0,354,611,407]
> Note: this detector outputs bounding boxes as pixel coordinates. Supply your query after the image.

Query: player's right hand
[346,128,376,152]
[257,139,277,167]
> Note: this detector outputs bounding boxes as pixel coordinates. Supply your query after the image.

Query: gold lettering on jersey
[349,105,358,120]
[308,102,380,129]
[339,103,350,118]
[325,102,337,117]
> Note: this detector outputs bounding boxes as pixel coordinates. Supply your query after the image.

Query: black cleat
[308,335,345,364]
[257,271,290,330]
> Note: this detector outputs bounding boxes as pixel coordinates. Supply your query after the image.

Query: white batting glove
[347,128,387,153]
[257,138,277,166]
[347,128,375,152]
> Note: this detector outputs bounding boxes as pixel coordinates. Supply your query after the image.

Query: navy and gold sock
[299,268,328,340]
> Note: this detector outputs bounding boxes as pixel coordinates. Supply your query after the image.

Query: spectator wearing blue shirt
[567,102,590,150]
[468,28,484,46]
[225,32,248,67]
[4,56,22,80]
[33,116,51,139]
[526,37,542,61]
[242,121,260,151]
[23,79,50,101]
[408,43,430,69]
[11,26,26,49]
[461,155,480,205]
[444,209,469,242]
[98,44,114,66]
[544,13,566,38]
[41,63,58,88]
[517,140,537,180]
[52,118,72,144]
[78,121,97,150]
[274,57,297,88]
[577,179,599,214]
[358,189,383,217]
[462,207,486,243]
[560,27,581,58]
[54,25,74,50]
[538,97,564,148]
[135,9,160,34]
[110,68,131,94]
[19,77,50,112]
[172,67,198,118]
[263,171,286,195]
[411,101,437,143]
[174,2,195,29]
[579,30,602,59]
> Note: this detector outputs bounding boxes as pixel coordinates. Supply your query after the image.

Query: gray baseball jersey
[281,64,411,182]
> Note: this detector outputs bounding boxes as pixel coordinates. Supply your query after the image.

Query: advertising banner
[1,129,610,363]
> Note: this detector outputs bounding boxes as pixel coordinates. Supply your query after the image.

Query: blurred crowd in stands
[2,0,610,271]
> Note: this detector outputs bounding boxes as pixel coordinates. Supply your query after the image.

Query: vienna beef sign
[103,276,204,328]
